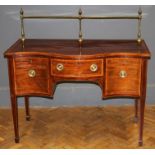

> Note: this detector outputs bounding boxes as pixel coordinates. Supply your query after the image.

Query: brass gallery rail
[20,8,142,47]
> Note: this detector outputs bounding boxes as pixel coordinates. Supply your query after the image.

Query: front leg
[139,95,146,146]
[11,95,19,143]
[138,59,147,146]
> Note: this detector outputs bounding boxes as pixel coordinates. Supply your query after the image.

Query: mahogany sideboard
[4,39,151,146]
[3,8,152,146]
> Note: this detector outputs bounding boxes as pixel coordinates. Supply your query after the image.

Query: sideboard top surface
[4,39,151,58]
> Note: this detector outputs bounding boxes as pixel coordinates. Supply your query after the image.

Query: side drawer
[14,57,51,96]
[104,58,141,97]
[51,59,103,78]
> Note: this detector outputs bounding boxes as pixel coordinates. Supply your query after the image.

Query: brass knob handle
[28,69,36,78]
[119,70,127,78]
[56,63,64,71]
[90,64,98,72]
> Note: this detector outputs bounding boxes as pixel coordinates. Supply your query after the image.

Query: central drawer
[51,59,103,77]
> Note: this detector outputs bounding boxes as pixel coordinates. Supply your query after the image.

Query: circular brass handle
[119,70,127,78]
[56,63,64,71]
[28,69,36,78]
[90,64,98,72]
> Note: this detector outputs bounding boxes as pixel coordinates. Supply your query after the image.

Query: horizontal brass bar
[82,16,140,19]
[23,16,79,19]
[23,15,140,20]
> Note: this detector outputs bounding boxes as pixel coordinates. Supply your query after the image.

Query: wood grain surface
[4,39,151,58]
[14,57,51,96]
[104,58,141,97]
[51,58,103,77]
[0,105,155,149]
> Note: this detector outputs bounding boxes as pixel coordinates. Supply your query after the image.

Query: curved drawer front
[51,59,103,78]
[105,58,141,97]
[14,57,51,95]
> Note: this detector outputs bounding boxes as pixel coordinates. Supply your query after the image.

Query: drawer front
[51,59,103,77]
[105,58,141,97]
[14,57,50,95]
[15,57,48,69]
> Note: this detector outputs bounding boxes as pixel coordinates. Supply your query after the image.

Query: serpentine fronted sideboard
[3,8,151,146]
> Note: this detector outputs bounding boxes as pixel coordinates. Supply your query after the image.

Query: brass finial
[79,8,82,16]
[20,8,24,16]
[138,7,142,17]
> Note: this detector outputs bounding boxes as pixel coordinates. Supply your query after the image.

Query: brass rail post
[20,8,25,48]
[78,8,83,45]
[137,7,142,43]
